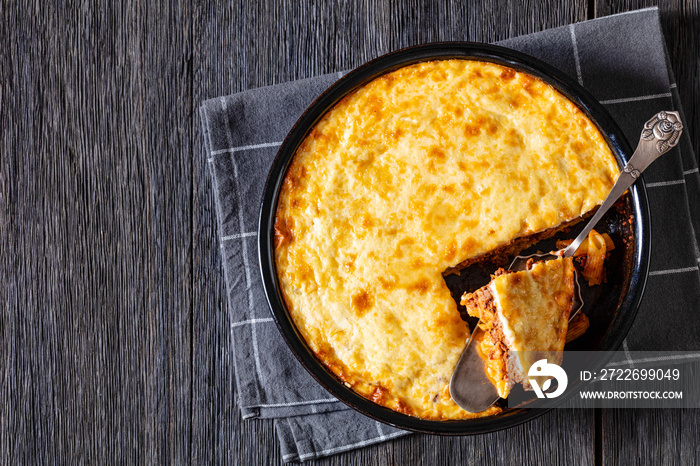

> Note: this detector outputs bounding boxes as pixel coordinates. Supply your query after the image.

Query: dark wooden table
[3,1,699,464]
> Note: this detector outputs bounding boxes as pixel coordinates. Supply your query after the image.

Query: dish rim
[258,41,650,434]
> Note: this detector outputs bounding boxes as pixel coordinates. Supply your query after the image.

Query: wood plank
[0,1,193,462]
[191,0,594,464]
[600,409,700,465]
[190,2,242,464]
[594,1,700,465]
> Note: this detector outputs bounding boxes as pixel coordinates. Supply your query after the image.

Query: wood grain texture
[600,409,700,466]
[2,0,698,464]
[1,0,193,463]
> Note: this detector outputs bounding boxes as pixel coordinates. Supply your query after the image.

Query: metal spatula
[449,111,683,413]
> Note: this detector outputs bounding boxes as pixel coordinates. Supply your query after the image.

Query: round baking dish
[258,42,649,434]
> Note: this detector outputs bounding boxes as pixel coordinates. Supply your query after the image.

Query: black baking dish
[258,42,650,434]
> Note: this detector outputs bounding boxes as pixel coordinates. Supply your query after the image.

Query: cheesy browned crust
[274,59,619,419]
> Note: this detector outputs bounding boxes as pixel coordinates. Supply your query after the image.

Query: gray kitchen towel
[199,7,700,463]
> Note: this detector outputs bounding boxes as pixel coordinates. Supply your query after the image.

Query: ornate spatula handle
[563,111,683,258]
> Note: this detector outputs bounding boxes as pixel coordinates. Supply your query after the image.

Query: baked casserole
[274,59,619,420]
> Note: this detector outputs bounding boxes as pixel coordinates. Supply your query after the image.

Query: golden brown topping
[351,290,373,317]
[275,59,618,420]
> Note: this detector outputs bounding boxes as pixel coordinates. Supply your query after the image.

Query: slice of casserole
[460,256,575,398]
